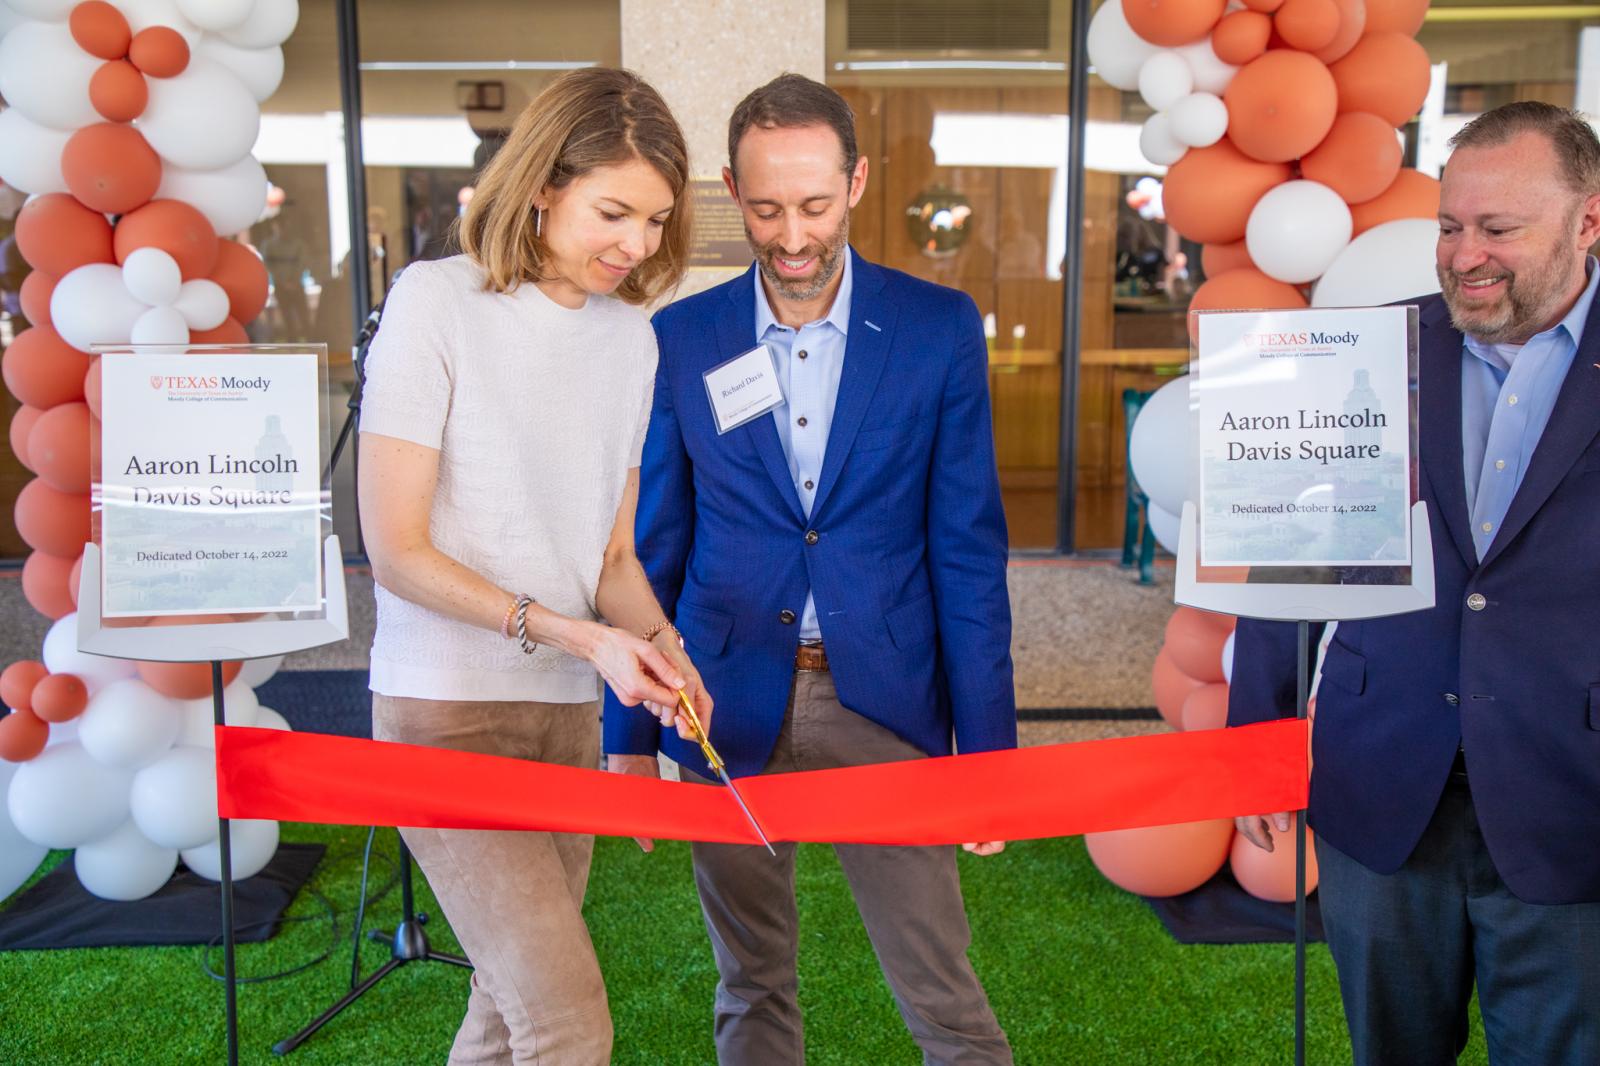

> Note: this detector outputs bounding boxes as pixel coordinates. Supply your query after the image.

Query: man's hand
[606,754,660,852]
[1236,812,1292,852]
[962,841,1006,857]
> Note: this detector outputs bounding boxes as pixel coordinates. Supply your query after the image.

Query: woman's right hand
[585,623,688,729]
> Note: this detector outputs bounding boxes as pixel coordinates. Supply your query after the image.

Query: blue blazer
[1228,293,1600,905]
[602,254,1017,777]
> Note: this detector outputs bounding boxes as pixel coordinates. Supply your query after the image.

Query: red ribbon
[215,719,1307,846]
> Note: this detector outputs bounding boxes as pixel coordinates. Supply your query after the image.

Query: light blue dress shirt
[754,248,854,640]
[1460,257,1597,561]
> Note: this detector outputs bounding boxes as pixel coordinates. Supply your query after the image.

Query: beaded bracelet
[513,595,537,655]
[499,596,519,640]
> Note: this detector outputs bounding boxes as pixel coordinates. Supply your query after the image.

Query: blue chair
[1121,388,1157,584]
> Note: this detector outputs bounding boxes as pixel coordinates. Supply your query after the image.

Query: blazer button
[1443,693,1460,706]
[805,530,819,545]
[779,609,796,625]
[1466,593,1487,611]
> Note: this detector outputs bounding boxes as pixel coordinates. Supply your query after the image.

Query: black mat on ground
[0,843,324,951]
[1145,865,1325,945]
[256,669,372,738]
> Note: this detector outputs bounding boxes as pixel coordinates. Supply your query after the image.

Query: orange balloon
[90,59,149,124]
[128,25,189,78]
[9,405,43,473]
[1274,0,1339,51]
[3,326,92,409]
[210,240,270,324]
[1122,0,1227,47]
[1086,818,1235,897]
[191,317,249,345]
[13,193,115,277]
[1181,682,1232,731]
[1162,140,1293,245]
[1330,32,1431,127]
[28,402,92,494]
[0,708,49,763]
[1190,268,1308,312]
[1152,646,1209,728]
[1364,0,1428,37]
[1350,168,1440,235]
[1,661,49,713]
[62,123,162,215]
[1301,112,1403,205]
[32,673,88,723]
[18,270,56,327]
[1230,813,1319,901]
[1313,0,1365,64]
[1201,240,1255,276]
[1242,0,1285,10]
[69,0,132,60]
[137,657,242,700]
[1164,606,1232,682]
[1212,10,1271,65]
[69,552,84,608]
[22,551,77,620]
[114,200,219,280]
[1224,50,1338,163]
[84,358,103,419]
[14,478,91,558]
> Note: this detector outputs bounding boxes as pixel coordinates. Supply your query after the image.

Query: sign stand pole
[212,659,240,1066]
[1294,620,1310,1066]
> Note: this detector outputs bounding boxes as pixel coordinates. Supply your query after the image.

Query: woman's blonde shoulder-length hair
[457,67,692,305]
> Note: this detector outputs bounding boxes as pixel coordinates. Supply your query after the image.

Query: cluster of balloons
[1090,0,1445,312]
[0,0,297,902]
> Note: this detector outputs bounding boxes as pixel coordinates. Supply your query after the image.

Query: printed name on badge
[703,344,785,435]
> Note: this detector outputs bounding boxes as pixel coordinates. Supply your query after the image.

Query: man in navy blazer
[1230,102,1600,1065]
[604,75,1016,1064]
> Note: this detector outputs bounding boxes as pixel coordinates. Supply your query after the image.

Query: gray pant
[372,694,612,1066]
[687,670,1012,1066]
[1317,773,1600,1066]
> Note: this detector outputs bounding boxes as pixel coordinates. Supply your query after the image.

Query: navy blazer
[1228,293,1600,905]
[602,254,1017,777]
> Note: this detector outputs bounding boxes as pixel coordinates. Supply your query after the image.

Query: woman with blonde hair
[358,67,711,1064]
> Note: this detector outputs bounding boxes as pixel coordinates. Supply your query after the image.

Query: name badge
[703,344,785,435]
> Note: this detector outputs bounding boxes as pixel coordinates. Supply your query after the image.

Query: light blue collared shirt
[754,248,854,641]
[1460,257,1597,560]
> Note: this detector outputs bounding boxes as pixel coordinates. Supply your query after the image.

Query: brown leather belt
[795,642,829,672]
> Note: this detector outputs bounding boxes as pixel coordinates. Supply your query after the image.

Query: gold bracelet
[641,619,683,647]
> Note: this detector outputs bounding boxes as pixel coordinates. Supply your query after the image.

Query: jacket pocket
[1589,684,1600,730]
[675,600,734,657]
[853,420,919,454]
[884,594,936,650]
[1319,642,1366,695]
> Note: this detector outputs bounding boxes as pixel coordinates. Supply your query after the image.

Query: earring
[535,207,543,239]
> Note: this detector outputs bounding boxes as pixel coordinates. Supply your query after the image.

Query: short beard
[749,212,850,303]
[1437,212,1583,344]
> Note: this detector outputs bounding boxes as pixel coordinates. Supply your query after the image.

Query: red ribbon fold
[215,719,1307,846]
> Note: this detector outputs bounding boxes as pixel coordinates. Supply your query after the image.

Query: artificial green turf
[0,827,1489,1065]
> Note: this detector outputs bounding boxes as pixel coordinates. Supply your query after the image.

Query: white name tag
[703,344,785,435]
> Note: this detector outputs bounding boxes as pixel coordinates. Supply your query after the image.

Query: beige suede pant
[371,694,611,1066]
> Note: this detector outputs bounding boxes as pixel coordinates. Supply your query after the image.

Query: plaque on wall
[688,179,752,269]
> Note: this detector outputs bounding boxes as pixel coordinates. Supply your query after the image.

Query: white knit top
[360,255,657,703]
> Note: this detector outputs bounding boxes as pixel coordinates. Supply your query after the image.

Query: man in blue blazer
[1230,102,1600,1065]
[604,75,1016,1064]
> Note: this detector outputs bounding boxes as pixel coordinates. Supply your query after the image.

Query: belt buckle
[796,642,828,672]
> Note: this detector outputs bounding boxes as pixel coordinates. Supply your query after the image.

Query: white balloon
[1246,180,1353,285]
[1221,630,1236,685]
[7,742,133,849]
[1139,112,1188,168]
[78,679,183,769]
[137,55,261,170]
[116,0,202,45]
[235,654,284,689]
[182,817,278,880]
[41,614,139,695]
[0,107,70,196]
[0,21,100,130]
[176,678,260,747]
[1312,218,1442,309]
[195,36,283,102]
[74,819,178,900]
[1129,375,1197,517]
[51,264,149,353]
[1139,52,1194,113]
[122,247,184,307]
[9,0,82,17]
[175,0,253,31]
[132,305,191,345]
[1168,92,1229,149]
[219,0,296,48]
[129,746,217,850]
[155,155,269,237]
[252,705,291,731]
[175,279,229,329]
[1086,0,1160,92]
[44,715,80,747]
[0,760,49,901]
[1147,501,1181,556]
[1176,36,1238,95]
[0,4,24,46]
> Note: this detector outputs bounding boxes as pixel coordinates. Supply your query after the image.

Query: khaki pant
[371,694,611,1066]
[687,670,1013,1066]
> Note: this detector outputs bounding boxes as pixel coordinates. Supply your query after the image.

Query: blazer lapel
[1417,299,1479,571]
[711,267,806,526]
[810,256,897,523]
